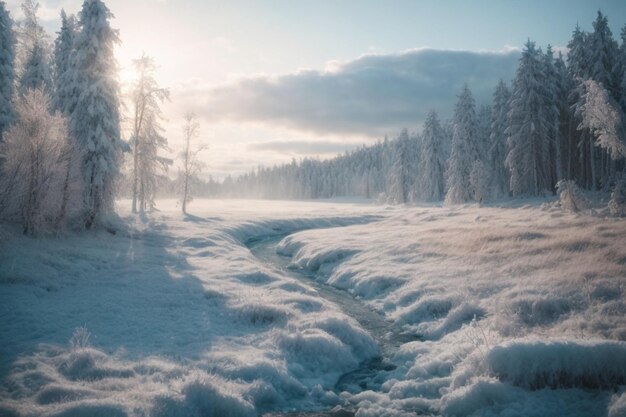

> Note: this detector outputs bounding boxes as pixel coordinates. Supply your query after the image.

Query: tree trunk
[132,138,138,213]
[589,136,597,191]
[56,151,72,233]
[182,174,188,214]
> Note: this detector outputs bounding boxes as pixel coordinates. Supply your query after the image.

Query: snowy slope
[1,198,625,417]
[0,199,385,416]
[277,202,626,416]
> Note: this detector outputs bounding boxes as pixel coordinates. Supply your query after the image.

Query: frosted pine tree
[542,45,561,185]
[506,40,552,196]
[554,52,575,180]
[476,105,492,159]
[0,1,15,139]
[17,0,51,94]
[52,10,76,113]
[589,11,621,188]
[445,85,478,205]
[589,11,620,100]
[386,129,410,203]
[567,25,592,188]
[567,25,591,80]
[70,0,122,228]
[418,110,446,201]
[19,41,51,94]
[620,25,626,113]
[470,160,490,204]
[489,80,511,198]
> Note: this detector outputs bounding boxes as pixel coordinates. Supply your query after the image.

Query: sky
[5,0,626,178]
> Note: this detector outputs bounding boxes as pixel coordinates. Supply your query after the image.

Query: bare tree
[179,112,206,214]
[130,55,169,213]
[0,89,82,235]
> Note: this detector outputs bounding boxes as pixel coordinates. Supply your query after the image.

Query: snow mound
[609,392,626,417]
[441,378,513,417]
[485,340,626,389]
[152,373,255,417]
[60,348,135,381]
[397,294,457,324]
[234,302,290,326]
[277,328,360,382]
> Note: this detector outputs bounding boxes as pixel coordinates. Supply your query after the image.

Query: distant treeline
[205,11,626,206]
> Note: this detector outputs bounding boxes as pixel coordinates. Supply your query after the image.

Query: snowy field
[1,198,625,417]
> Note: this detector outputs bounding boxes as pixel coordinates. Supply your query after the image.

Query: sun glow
[118,65,136,87]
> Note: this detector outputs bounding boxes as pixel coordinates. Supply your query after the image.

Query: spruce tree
[543,45,561,185]
[70,0,122,228]
[445,84,478,205]
[589,11,620,100]
[567,25,592,188]
[19,40,51,94]
[0,1,15,139]
[619,24,626,114]
[489,80,511,198]
[386,129,410,203]
[418,110,446,201]
[589,11,621,188]
[17,0,52,95]
[506,40,552,196]
[52,10,76,113]
[554,52,575,180]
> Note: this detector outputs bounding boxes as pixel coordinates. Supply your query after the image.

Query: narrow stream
[246,233,415,416]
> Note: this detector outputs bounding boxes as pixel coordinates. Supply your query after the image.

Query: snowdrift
[485,340,626,390]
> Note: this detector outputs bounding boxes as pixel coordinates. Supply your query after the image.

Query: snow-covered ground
[0,198,625,417]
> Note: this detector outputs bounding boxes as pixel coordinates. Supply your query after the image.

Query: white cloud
[182,48,521,137]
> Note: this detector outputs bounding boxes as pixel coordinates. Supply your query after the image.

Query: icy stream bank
[247,233,415,416]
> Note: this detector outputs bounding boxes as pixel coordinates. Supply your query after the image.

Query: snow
[1,198,625,416]
[275,200,626,415]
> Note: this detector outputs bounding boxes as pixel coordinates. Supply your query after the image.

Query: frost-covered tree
[386,129,415,203]
[489,80,511,198]
[180,112,206,214]
[17,0,51,95]
[609,174,626,217]
[70,0,123,228]
[417,110,446,201]
[0,89,81,234]
[129,55,170,213]
[556,180,590,212]
[589,11,621,188]
[445,85,478,205]
[619,24,626,113]
[136,113,171,212]
[567,25,590,78]
[476,104,492,159]
[542,45,561,185]
[19,41,51,94]
[470,160,490,204]
[52,10,76,113]
[0,1,16,139]
[578,79,626,160]
[506,40,553,196]
[554,52,576,180]
[589,11,620,100]
[567,25,592,188]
